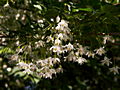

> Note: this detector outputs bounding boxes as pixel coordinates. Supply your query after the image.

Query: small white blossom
[63,34,70,41]
[55,25,61,30]
[7,67,12,72]
[101,56,112,66]
[103,35,115,44]
[95,47,106,56]
[23,69,32,74]
[47,35,54,42]
[50,46,62,54]
[65,43,74,51]
[21,15,26,21]
[16,41,20,46]
[67,51,77,61]
[17,62,29,69]
[40,67,57,79]
[50,18,54,22]
[35,40,45,48]
[86,51,95,58]
[56,16,60,23]
[78,45,89,55]
[37,19,44,23]
[3,64,7,69]
[109,66,119,75]
[29,63,37,71]
[77,57,87,65]
[15,13,20,20]
[75,51,79,56]
[58,33,63,40]
[58,20,68,27]
[2,38,6,42]
[53,58,60,64]
[37,59,48,67]
[10,54,19,61]
[56,68,63,73]
[55,39,61,45]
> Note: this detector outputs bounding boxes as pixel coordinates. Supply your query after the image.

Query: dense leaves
[0,0,120,89]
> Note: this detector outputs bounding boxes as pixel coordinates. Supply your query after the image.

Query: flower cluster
[17,57,62,78]
[13,16,119,80]
[49,17,73,55]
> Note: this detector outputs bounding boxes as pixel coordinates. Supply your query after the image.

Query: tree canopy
[0,0,120,89]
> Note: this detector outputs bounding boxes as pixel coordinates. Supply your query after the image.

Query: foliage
[0,0,120,89]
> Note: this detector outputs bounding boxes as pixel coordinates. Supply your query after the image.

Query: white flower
[47,57,55,66]
[62,33,70,41]
[103,35,115,44]
[47,35,54,43]
[55,25,61,30]
[58,20,68,27]
[15,13,20,20]
[41,67,56,79]
[37,60,46,66]
[16,41,20,46]
[21,15,26,21]
[95,47,106,56]
[29,63,37,70]
[55,39,61,45]
[53,58,60,64]
[56,67,63,73]
[77,57,87,65]
[101,56,112,66]
[2,38,6,42]
[23,69,32,74]
[86,51,95,58]
[10,54,19,61]
[50,45,62,53]
[50,18,54,22]
[35,40,45,48]
[109,66,119,75]
[37,19,44,23]
[58,33,63,40]
[56,16,60,23]
[78,45,88,55]
[55,19,71,37]
[65,43,74,51]
[7,67,11,72]
[75,51,79,56]
[67,51,77,61]
[17,62,29,69]
[55,20,70,34]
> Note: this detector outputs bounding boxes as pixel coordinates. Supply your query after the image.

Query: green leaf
[9,67,20,75]
[14,71,26,77]
[73,8,93,12]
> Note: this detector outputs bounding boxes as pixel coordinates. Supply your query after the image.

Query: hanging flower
[109,66,119,75]
[101,56,112,66]
[78,45,89,55]
[86,51,95,58]
[95,47,106,56]
[58,33,63,40]
[55,39,61,45]
[65,43,74,51]
[103,35,115,44]
[50,45,62,54]
[56,16,60,23]
[76,57,87,65]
